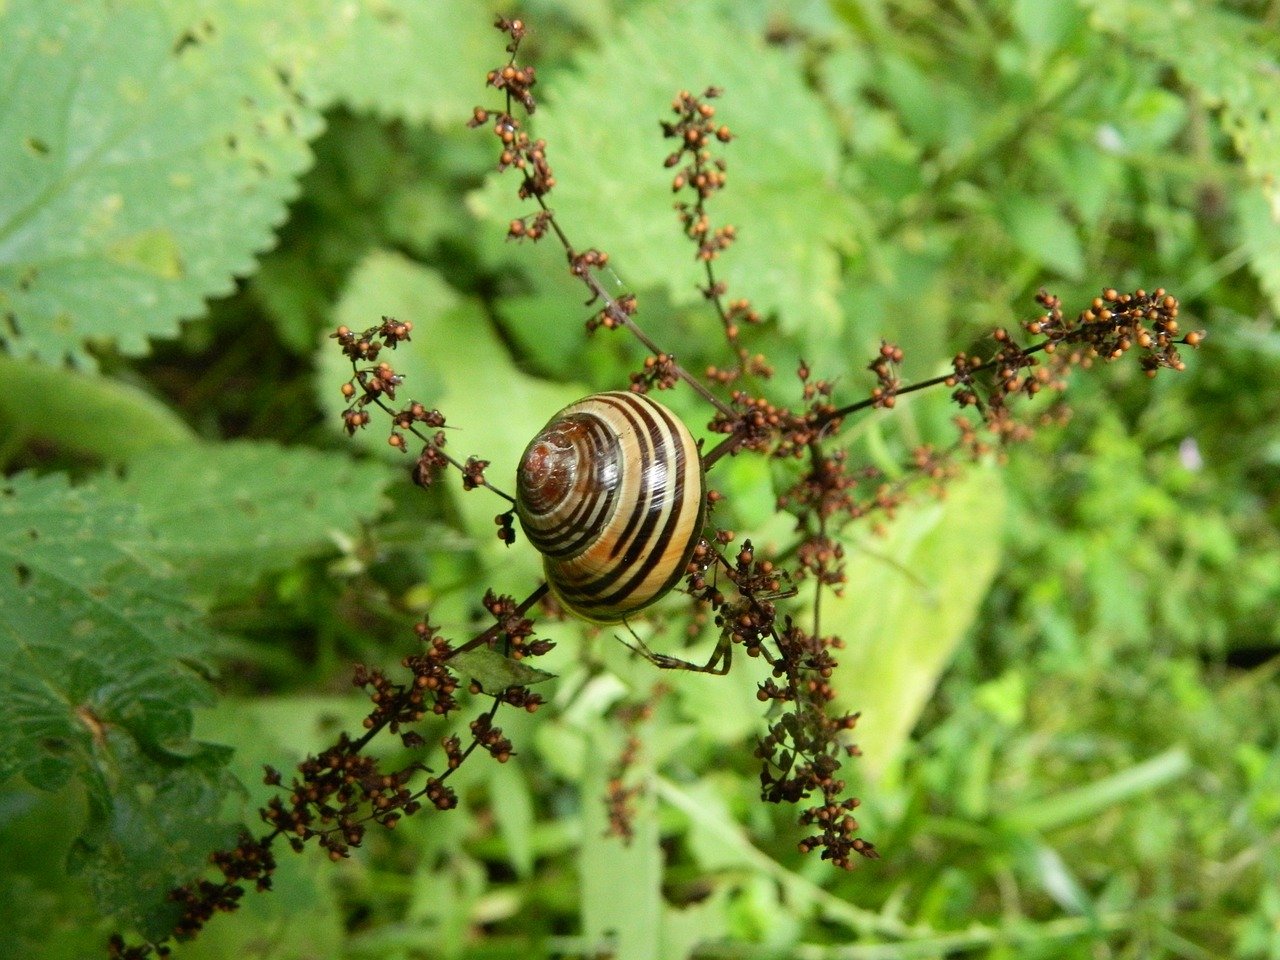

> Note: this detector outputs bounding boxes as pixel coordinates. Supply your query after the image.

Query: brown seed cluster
[471,20,555,202]
[630,352,681,392]
[461,455,491,491]
[506,209,555,242]
[868,342,904,409]
[757,286,1207,540]
[1030,287,1192,375]
[795,534,847,591]
[780,449,860,521]
[660,88,777,394]
[107,837,272,955]
[711,541,788,660]
[570,251,644,338]
[663,88,734,258]
[468,712,515,764]
[468,21,552,204]
[400,620,465,720]
[604,732,645,843]
[261,748,420,858]
[938,287,1199,447]
[584,291,639,334]
[483,590,556,663]
[704,297,767,385]
[120,587,556,952]
[494,506,518,545]
[331,317,413,435]
[749,619,876,867]
[683,536,725,612]
[484,52,535,112]
[710,390,789,452]
[672,533,877,867]
[334,318,519,506]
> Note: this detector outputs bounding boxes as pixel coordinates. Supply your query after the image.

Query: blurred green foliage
[1,0,1278,958]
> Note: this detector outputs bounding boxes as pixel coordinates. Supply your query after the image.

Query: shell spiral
[515,392,706,623]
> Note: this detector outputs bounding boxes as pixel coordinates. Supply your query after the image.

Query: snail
[515,391,706,623]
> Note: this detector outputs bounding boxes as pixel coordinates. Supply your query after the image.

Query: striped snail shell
[515,391,706,623]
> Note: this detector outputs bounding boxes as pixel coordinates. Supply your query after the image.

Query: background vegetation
[1,0,1277,958]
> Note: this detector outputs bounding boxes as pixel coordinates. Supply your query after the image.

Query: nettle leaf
[0,473,216,787]
[0,0,327,366]
[315,0,502,127]
[1237,188,1280,315]
[0,472,237,935]
[66,734,241,942]
[471,1,856,346]
[1083,0,1280,212]
[98,440,396,592]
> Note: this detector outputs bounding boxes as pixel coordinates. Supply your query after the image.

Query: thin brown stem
[527,193,737,418]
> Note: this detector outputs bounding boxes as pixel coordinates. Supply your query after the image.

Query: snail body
[515,391,706,623]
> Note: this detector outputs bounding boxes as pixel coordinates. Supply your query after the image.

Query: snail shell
[515,391,706,623]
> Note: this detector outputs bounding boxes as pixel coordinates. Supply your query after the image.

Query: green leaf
[1001,195,1086,281]
[0,0,326,366]
[877,51,979,153]
[0,355,196,463]
[314,0,502,127]
[1237,187,1280,315]
[0,472,238,936]
[66,735,242,942]
[449,647,556,693]
[1003,747,1193,834]
[486,759,536,879]
[0,473,217,787]
[470,0,856,345]
[1012,0,1086,52]
[828,466,1006,780]
[97,440,395,592]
